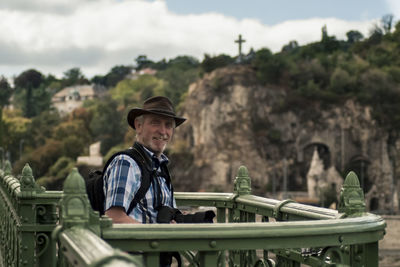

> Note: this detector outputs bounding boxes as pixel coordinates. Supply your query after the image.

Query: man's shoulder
[105,153,141,173]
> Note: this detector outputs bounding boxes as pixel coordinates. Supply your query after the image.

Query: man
[103,96,186,224]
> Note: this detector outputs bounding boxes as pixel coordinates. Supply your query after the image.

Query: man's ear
[134,118,141,132]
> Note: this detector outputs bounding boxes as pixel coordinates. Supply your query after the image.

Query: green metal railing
[0,161,386,267]
[0,163,141,267]
[0,162,61,267]
[102,167,386,266]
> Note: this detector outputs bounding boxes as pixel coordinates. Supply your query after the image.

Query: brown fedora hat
[127,96,186,129]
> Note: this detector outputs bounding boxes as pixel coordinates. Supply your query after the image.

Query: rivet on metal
[209,241,217,248]
[150,241,159,248]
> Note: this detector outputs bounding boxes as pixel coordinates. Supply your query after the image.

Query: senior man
[103,96,186,224]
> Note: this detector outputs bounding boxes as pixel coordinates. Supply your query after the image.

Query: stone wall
[171,65,399,213]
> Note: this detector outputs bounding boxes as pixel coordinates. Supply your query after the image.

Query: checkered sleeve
[103,154,142,213]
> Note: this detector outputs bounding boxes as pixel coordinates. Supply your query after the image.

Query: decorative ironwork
[36,233,50,257]
[0,162,387,267]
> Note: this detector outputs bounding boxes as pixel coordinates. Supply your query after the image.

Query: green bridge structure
[0,160,386,267]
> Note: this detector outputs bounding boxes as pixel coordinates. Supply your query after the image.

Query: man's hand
[105,206,141,224]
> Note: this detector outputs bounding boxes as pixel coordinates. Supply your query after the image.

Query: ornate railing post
[18,164,47,267]
[53,168,140,266]
[337,171,380,266]
[338,171,366,217]
[231,166,257,266]
[233,166,252,196]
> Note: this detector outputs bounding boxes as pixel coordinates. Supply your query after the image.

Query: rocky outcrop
[171,65,398,213]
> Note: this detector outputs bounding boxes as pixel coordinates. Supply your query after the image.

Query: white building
[52,84,106,116]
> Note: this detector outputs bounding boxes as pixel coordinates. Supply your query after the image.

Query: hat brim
[127,108,186,129]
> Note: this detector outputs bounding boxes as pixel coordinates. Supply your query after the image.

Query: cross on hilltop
[235,34,246,62]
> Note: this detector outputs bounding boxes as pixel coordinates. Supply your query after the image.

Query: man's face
[135,114,175,157]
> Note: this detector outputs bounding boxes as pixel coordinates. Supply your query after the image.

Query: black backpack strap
[102,142,154,216]
[125,142,155,215]
[105,142,173,216]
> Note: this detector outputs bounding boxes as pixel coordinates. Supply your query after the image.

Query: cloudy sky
[0,0,398,79]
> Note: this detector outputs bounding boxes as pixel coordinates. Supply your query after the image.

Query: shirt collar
[142,145,169,165]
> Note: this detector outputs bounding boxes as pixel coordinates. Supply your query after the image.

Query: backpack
[85,142,167,216]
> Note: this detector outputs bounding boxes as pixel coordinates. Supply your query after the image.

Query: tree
[14,69,44,118]
[0,76,12,147]
[110,75,166,107]
[88,97,126,154]
[282,40,299,53]
[27,110,60,148]
[381,14,394,34]
[0,76,12,107]
[105,65,133,88]
[201,54,234,73]
[135,55,154,70]
[251,48,286,84]
[346,30,364,43]
[156,56,200,104]
[62,67,89,87]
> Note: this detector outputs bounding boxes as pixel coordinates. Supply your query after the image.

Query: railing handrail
[54,226,142,267]
[102,213,384,243]
[176,192,339,220]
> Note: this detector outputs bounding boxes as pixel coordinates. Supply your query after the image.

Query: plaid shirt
[103,146,176,223]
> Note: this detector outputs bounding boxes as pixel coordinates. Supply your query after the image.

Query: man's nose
[158,123,167,134]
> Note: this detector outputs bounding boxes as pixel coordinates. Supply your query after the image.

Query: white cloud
[0,0,377,79]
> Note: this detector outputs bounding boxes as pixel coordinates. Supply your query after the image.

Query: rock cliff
[170,65,399,213]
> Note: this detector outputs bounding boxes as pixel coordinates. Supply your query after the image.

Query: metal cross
[235,34,246,58]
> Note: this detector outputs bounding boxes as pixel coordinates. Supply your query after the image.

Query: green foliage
[7,16,400,180]
[53,119,91,143]
[62,67,89,87]
[0,76,12,107]
[156,56,200,104]
[87,97,126,155]
[281,40,299,53]
[135,55,154,70]
[13,139,63,178]
[0,76,13,147]
[2,111,31,161]
[14,69,43,89]
[91,65,133,88]
[252,48,286,84]
[13,69,48,118]
[37,156,75,190]
[110,75,167,107]
[201,54,234,74]
[48,156,75,180]
[329,68,354,95]
[346,30,364,43]
[27,110,60,147]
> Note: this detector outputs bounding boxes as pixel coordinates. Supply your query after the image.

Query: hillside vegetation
[1,15,400,189]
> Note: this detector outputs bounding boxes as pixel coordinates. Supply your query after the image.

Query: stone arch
[345,155,371,193]
[303,143,331,169]
[295,142,331,191]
